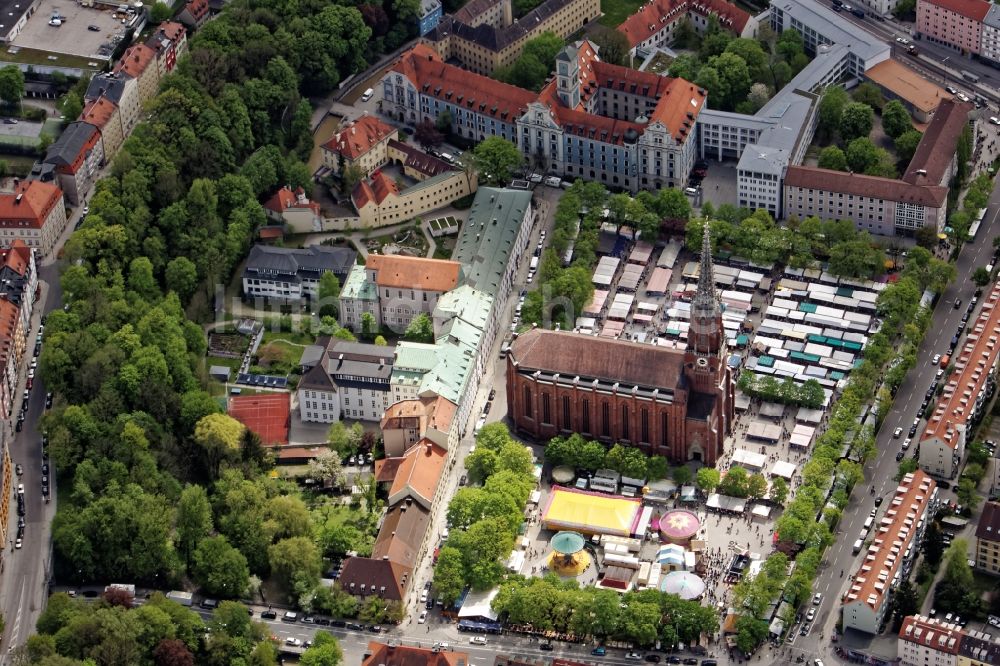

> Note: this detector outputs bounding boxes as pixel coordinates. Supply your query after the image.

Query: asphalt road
[788,176,1000,662]
[0,232,69,655]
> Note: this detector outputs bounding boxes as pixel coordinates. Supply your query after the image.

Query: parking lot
[12,0,134,59]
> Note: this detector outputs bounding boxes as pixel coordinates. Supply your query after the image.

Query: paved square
[12,0,133,59]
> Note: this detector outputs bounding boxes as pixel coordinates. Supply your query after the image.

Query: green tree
[956,478,981,511]
[164,256,199,303]
[769,477,789,505]
[0,65,25,108]
[300,631,343,666]
[307,449,345,489]
[193,536,250,598]
[671,464,692,486]
[194,413,245,479]
[471,136,524,185]
[403,313,434,342]
[973,266,991,287]
[433,546,466,604]
[604,444,648,478]
[176,484,213,565]
[894,129,923,164]
[846,137,879,173]
[591,27,631,67]
[923,521,945,566]
[60,91,83,123]
[268,536,322,598]
[817,86,850,139]
[881,100,912,139]
[852,82,884,110]
[840,102,874,141]
[818,146,847,171]
[696,467,720,493]
[890,579,919,629]
[360,312,377,340]
[317,271,341,317]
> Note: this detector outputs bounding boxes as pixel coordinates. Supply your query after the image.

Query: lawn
[0,46,105,70]
[599,0,644,28]
[261,330,317,346]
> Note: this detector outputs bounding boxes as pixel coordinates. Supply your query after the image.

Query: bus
[961,70,981,83]
[969,208,987,240]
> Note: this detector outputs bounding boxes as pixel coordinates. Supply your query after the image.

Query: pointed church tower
[687,223,724,358]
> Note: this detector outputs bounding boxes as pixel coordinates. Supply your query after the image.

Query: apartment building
[29,121,104,205]
[419,0,442,34]
[241,245,356,303]
[178,0,210,28]
[618,0,753,57]
[899,615,964,666]
[380,394,456,456]
[339,253,461,332]
[145,22,187,79]
[920,279,1000,478]
[80,96,125,164]
[975,502,1000,575]
[0,181,67,256]
[115,44,161,107]
[84,73,141,135]
[383,41,705,193]
[422,0,600,75]
[842,470,937,634]
[981,5,1000,65]
[916,0,989,55]
[297,338,396,423]
[321,115,398,177]
[769,0,890,76]
[898,615,1000,666]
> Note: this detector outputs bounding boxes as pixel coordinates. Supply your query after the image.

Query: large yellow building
[422,0,600,74]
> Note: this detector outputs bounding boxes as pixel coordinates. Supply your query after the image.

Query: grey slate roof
[429,0,579,51]
[42,122,99,168]
[243,245,357,280]
[85,73,131,105]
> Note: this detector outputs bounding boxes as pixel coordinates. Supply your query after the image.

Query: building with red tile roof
[114,44,161,108]
[263,186,322,233]
[0,181,67,256]
[321,115,398,177]
[382,39,705,193]
[146,22,188,78]
[618,0,753,54]
[81,96,126,162]
[178,0,210,29]
[227,393,291,446]
[920,279,1000,479]
[917,0,989,55]
[349,168,475,230]
[842,470,937,634]
[898,615,964,665]
[381,394,456,456]
[363,641,470,666]
[385,439,447,509]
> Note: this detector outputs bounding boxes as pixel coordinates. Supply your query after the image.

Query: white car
[892,427,903,438]
[931,354,941,366]
[806,608,816,622]
[813,592,823,606]
[420,590,428,602]
[902,438,911,450]
[469,636,487,645]
[528,173,543,184]
[14,538,21,549]
[285,637,302,647]
[895,37,909,45]
[418,610,427,623]
[991,116,1000,126]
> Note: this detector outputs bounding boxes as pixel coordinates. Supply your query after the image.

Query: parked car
[591,647,607,656]
[418,611,427,624]
[540,643,554,651]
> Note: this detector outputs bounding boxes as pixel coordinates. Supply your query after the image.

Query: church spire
[692,223,719,315]
[688,223,723,356]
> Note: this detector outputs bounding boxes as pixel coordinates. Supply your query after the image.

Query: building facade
[899,615,963,666]
[382,41,706,193]
[916,0,989,55]
[321,115,398,177]
[81,96,125,163]
[419,0,442,34]
[349,170,475,230]
[241,245,356,303]
[29,121,104,205]
[506,227,734,464]
[975,502,1000,575]
[339,253,461,332]
[842,471,937,634]
[84,73,141,135]
[422,0,600,75]
[115,44,161,108]
[920,279,1000,478]
[617,0,753,56]
[262,186,323,234]
[982,5,1000,64]
[0,181,67,256]
[297,338,396,423]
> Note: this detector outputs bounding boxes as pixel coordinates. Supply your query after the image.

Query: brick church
[505,227,734,464]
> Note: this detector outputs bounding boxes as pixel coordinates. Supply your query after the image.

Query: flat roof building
[864,59,948,123]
